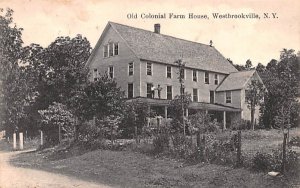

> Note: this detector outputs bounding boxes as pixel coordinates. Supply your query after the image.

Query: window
[128,83,133,99]
[104,43,119,57]
[205,71,209,84]
[193,88,198,102]
[93,68,98,81]
[193,70,197,82]
[226,91,232,103]
[147,83,153,98]
[147,62,152,75]
[214,74,218,85]
[109,43,114,56]
[114,43,119,55]
[103,45,108,57]
[166,66,172,78]
[180,69,185,80]
[108,66,114,78]
[128,62,134,76]
[167,86,172,100]
[210,91,215,104]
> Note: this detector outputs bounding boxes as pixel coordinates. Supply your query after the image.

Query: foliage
[169,94,192,133]
[252,149,299,175]
[259,49,300,128]
[189,111,219,134]
[231,119,251,130]
[120,102,151,138]
[68,75,125,140]
[0,8,30,135]
[98,115,122,143]
[20,34,91,138]
[289,136,300,147]
[153,133,170,154]
[245,79,265,129]
[38,102,75,146]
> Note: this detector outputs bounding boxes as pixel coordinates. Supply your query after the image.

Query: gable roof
[105,22,237,74]
[216,70,256,91]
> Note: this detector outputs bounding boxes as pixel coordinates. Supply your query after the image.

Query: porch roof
[125,97,241,112]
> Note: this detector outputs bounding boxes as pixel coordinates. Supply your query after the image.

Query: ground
[0,149,110,187]
[1,129,299,188]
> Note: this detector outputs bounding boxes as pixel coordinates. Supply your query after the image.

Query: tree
[245,80,265,130]
[260,49,299,128]
[68,74,125,140]
[169,94,192,133]
[245,59,253,70]
[38,102,75,146]
[21,35,91,137]
[0,8,29,136]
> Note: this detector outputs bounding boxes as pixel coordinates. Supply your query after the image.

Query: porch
[126,97,242,129]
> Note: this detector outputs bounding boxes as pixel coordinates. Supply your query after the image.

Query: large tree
[259,49,300,128]
[0,8,29,135]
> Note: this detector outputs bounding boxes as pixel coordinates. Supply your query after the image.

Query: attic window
[103,43,119,57]
[109,43,114,56]
[103,45,108,57]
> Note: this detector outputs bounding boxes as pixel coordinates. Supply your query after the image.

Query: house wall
[88,26,141,97]
[215,90,241,109]
[139,60,227,102]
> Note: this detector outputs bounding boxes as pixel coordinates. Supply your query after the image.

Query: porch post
[185,108,189,117]
[223,111,226,130]
[205,110,208,115]
[164,106,168,121]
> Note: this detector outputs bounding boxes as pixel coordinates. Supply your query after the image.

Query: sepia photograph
[0,0,299,187]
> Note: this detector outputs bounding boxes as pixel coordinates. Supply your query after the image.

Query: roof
[126,97,241,112]
[108,22,237,74]
[216,70,256,91]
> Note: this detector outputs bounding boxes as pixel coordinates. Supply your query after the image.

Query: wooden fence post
[13,133,17,150]
[282,133,287,174]
[237,130,242,166]
[40,130,43,146]
[135,126,138,144]
[19,132,24,150]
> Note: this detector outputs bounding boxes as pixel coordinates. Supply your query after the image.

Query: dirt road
[0,150,111,188]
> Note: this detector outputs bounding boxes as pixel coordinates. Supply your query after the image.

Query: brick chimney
[154,24,160,34]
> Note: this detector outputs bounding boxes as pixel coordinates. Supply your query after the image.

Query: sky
[0,0,299,66]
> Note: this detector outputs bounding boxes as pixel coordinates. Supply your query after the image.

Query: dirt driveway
[0,150,111,188]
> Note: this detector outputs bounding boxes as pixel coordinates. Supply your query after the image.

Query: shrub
[289,136,300,147]
[252,148,299,175]
[153,133,169,154]
[231,119,251,130]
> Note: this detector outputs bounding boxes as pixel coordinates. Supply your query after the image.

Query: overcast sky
[1,0,299,66]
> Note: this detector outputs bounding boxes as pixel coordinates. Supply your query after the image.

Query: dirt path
[0,150,111,188]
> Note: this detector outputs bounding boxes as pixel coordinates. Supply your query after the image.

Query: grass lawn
[4,128,300,188]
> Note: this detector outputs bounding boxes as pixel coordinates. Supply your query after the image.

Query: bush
[231,119,251,130]
[252,148,299,175]
[289,136,300,147]
[205,139,237,165]
[153,133,169,154]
